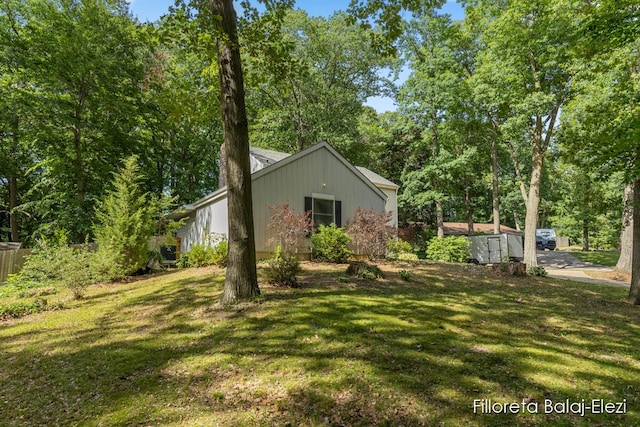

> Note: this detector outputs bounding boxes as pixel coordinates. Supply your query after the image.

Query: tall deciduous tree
[210,0,260,304]
[561,0,640,302]
[9,0,146,241]
[245,10,390,154]
[468,0,576,267]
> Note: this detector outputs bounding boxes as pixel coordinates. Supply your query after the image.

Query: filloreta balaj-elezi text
[473,399,627,416]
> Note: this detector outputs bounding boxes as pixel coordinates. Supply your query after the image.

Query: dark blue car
[536,229,557,251]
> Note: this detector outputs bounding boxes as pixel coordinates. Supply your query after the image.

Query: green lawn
[569,251,620,267]
[1,262,639,426]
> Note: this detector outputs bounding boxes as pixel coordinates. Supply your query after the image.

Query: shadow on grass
[1,263,639,426]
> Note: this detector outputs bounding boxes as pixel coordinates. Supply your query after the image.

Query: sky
[127,1,466,112]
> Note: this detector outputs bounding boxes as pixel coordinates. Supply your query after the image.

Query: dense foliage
[310,224,353,263]
[93,157,169,276]
[426,236,470,263]
[264,246,301,287]
[345,208,394,260]
[177,238,228,268]
[2,0,639,300]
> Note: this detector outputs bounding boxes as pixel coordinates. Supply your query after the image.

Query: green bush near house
[386,238,414,260]
[177,239,228,268]
[265,246,301,287]
[426,236,470,263]
[310,224,353,263]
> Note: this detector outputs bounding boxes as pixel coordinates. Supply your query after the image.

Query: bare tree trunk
[211,0,259,304]
[9,176,18,242]
[582,220,590,252]
[465,185,474,236]
[616,183,633,274]
[9,116,19,242]
[523,145,544,267]
[490,138,500,234]
[628,178,640,305]
[436,199,444,238]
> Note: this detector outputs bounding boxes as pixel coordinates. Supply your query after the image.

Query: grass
[569,251,620,267]
[1,262,639,426]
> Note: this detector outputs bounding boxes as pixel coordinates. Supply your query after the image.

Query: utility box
[467,233,524,264]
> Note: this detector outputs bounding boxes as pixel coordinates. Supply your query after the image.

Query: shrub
[267,204,312,256]
[346,261,384,279]
[0,298,49,319]
[387,238,413,260]
[94,156,177,276]
[426,236,470,263]
[265,246,301,287]
[11,237,116,299]
[346,208,395,260]
[398,252,419,261]
[527,266,548,277]
[399,269,411,281]
[311,224,353,263]
[210,239,228,267]
[177,237,228,268]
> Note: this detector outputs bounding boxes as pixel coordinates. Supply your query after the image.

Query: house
[172,142,399,258]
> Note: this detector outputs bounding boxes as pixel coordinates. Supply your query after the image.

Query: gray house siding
[252,146,386,254]
[174,143,391,256]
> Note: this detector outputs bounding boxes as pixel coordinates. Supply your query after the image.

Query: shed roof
[443,222,521,235]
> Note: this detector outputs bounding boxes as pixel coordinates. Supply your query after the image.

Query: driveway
[536,250,629,288]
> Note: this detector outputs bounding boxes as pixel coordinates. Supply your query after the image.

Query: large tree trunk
[523,144,544,267]
[628,178,640,304]
[211,0,260,304]
[616,183,633,273]
[582,220,589,252]
[490,138,500,234]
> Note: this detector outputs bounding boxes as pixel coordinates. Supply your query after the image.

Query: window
[305,195,342,229]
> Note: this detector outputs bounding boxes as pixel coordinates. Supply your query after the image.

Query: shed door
[487,237,502,263]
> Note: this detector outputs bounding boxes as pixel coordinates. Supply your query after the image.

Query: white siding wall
[252,147,385,253]
[175,197,228,252]
[381,187,398,228]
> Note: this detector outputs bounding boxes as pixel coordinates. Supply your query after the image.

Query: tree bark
[628,178,640,304]
[616,183,633,274]
[436,199,444,238]
[490,137,500,234]
[582,220,589,252]
[465,184,474,236]
[523,142,544,267]
[9,116,19,242]
[211,0,260,304]
[629,178,640,305]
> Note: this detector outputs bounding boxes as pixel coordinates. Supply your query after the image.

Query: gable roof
[170,142,395,219]
[249,146,291,171]
[250,142,388,200]
[356,167,399,190]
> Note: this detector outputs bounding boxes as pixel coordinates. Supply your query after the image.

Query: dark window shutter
[304,197,312,215]
[335,200,342,228]
[305,196,313,236]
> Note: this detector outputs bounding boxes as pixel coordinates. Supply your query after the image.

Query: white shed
[173,142,399,258]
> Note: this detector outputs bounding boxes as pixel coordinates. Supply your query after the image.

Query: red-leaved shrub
[346,208,395,260]
[267,204,312,256]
